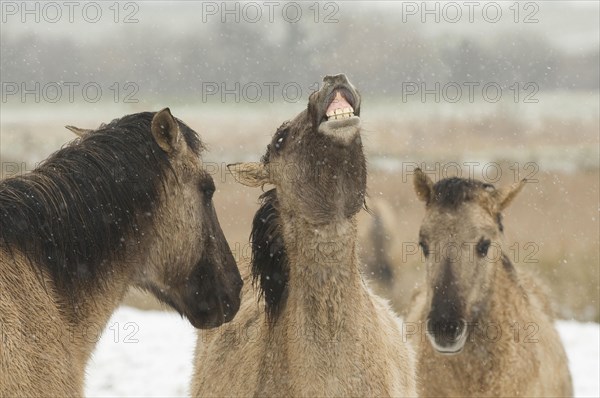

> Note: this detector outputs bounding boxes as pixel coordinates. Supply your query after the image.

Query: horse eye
[274,136,285,150]
[476,238,491,257]
[419,240,430,257]
[274,131,288,150]
[199,180,215,200]
[204,187,215,200]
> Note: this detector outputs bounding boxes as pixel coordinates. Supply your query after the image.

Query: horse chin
[426,318,469,355]
[428,334,468,355]
[182,294,229,330]
[318,116,361,144]
[143,283,228,329]
[186,310,225,330]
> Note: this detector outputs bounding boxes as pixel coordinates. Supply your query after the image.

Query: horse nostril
[197,299,211,313]
[446,321,461,336]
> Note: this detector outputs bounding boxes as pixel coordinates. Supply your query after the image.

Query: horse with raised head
[0,109,242,397]
[191,74,416,397]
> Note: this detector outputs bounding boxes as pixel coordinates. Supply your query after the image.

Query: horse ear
[227,162,270,187]
[413,168,433,203]
[151,108,181,154]
[493,179,527,211]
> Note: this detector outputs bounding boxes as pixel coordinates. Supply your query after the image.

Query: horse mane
[0,111,203,296]
[250,188,289,321]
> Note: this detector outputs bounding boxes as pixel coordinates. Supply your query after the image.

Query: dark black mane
[250,189,289,321]
[432,177,505,232]
[431,177,495,209]
[0,111,203,296]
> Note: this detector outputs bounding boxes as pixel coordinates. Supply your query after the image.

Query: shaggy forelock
[431,177,495,209]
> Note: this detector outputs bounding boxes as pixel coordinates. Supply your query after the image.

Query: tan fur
[0,249,129,396]
[192,217,417,397]
[405,171,573,397]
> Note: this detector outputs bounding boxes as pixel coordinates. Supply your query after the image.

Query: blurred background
[1,1,598,322]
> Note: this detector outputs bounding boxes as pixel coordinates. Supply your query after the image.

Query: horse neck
[281,214,368,329]
[266,214,399,396]
[489,255,528,318]
[469,255,531,350]
[61,255,138,364]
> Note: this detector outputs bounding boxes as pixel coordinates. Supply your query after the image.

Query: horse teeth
[326,111,355,121]
[325,104,355,121]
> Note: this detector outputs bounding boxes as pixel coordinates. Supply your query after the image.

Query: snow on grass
[85,307,196,397]
[86,307,599,397]
[557,320,600,397]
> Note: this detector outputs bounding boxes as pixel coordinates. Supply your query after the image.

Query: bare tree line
[1,8,598,103]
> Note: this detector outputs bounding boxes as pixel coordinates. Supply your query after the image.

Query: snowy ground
[86,307,600,397]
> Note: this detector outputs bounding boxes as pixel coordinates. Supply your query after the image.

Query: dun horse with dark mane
[406,169,572,397]
[192,75,416,397]
[0,109,242,397]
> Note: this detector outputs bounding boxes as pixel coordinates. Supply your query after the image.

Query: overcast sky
[1,1,598,53]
